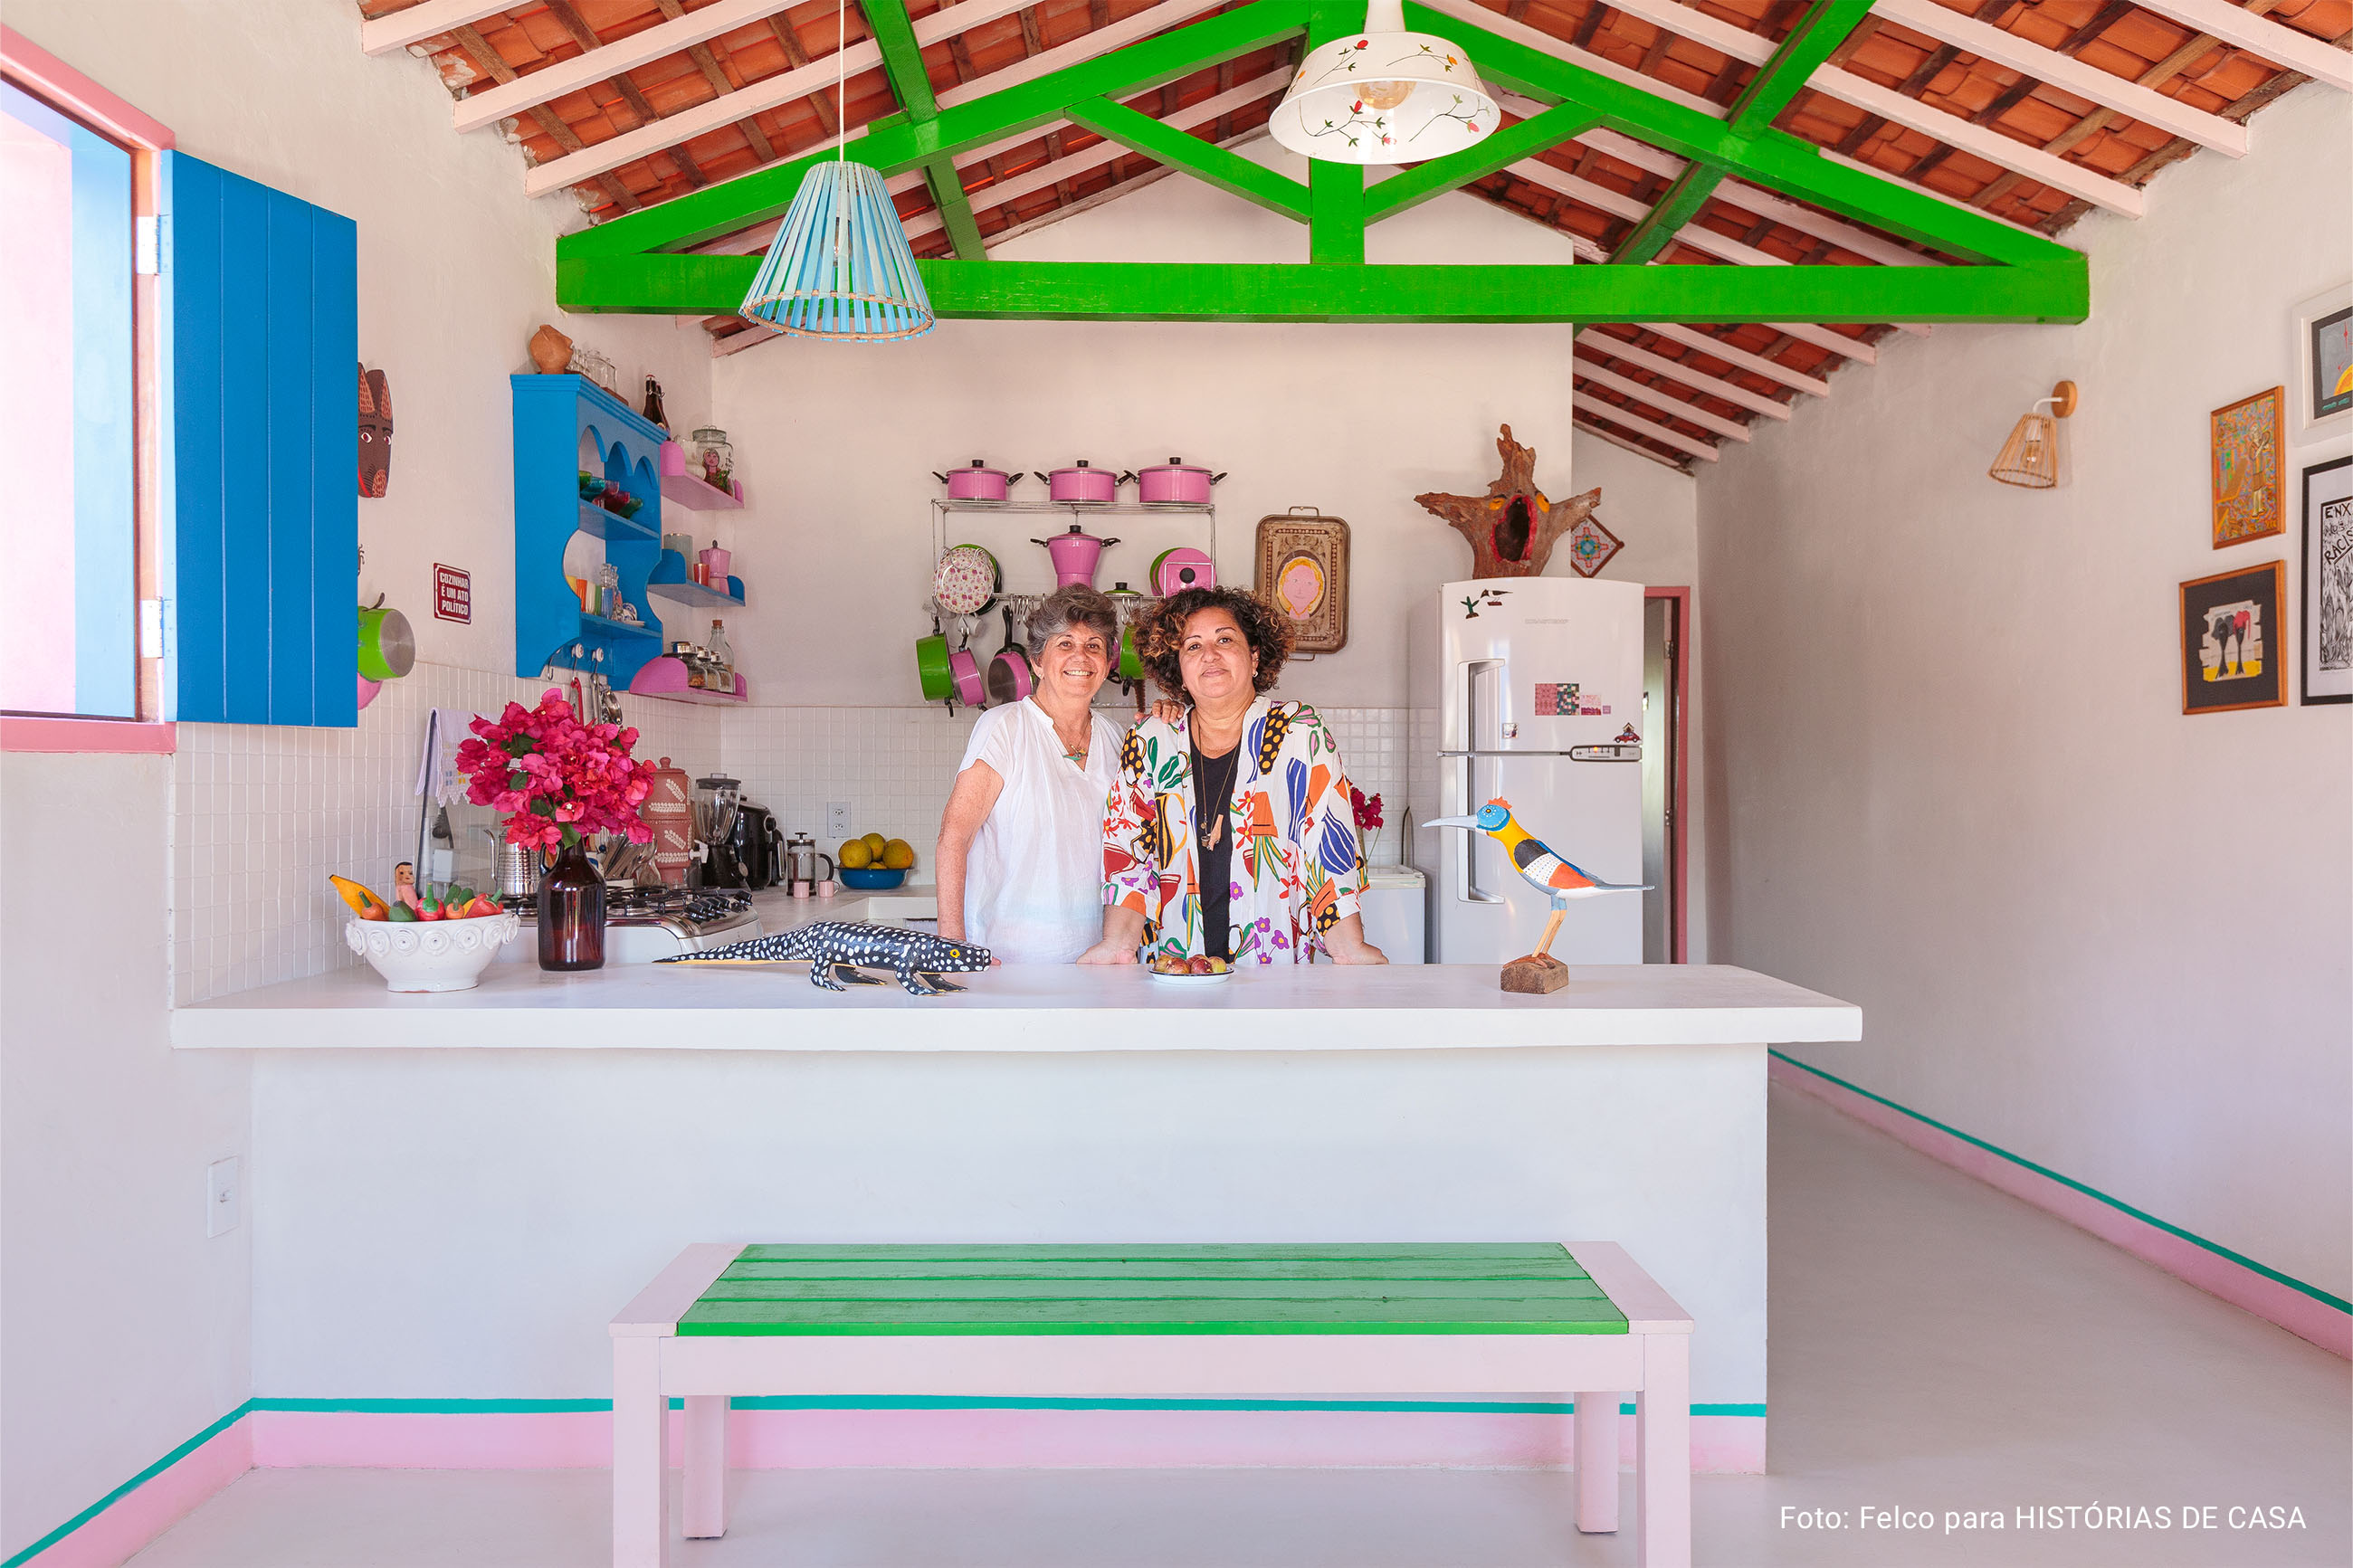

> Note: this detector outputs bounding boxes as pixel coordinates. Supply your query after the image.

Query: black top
[1192,737,1239,961]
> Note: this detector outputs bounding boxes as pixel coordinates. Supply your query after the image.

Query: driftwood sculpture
[1415,424,1602,579]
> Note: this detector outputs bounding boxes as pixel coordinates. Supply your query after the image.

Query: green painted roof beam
[562,0,1313,260]
[1362,102,1599,224]
[1300,5,1366,263]
[1729,0,1876,138]
[861,0,987,261]
[1066,96,1311,220]
[1399,2,2063,270]
[1610,163,1727,265]
[559,253,2086,323]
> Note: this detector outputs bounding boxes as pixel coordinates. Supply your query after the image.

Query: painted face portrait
[358,365,392,499]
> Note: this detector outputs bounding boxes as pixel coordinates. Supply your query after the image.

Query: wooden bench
[610,1242,1693,1568]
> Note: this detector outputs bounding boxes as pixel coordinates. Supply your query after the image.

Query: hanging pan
[986,605,1033,706]
[915,613,952,702]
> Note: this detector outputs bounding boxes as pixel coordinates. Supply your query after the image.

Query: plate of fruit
[1145,952,1234,984]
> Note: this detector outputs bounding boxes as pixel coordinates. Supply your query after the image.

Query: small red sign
[433,565,472,623]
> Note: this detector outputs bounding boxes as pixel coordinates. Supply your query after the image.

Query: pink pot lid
[1139,458,1212,474]
[958,459,1010,478]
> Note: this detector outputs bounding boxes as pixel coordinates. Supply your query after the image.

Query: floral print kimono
[1102,698,1367,964]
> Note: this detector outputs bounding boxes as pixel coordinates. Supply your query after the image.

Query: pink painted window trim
[3,26,176,751]
[3,716,177,754]
[0,26,175,149]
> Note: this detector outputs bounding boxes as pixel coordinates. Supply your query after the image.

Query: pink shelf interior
[658,470,744,511]
[628,656,747,704]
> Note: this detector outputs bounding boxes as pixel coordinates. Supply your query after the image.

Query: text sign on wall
[433,565,472,623]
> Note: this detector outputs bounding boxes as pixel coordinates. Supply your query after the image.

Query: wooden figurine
[1415,424,1603,579]
[1424,799,1649,993]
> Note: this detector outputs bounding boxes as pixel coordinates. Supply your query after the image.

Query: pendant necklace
[1191,740,1238,850]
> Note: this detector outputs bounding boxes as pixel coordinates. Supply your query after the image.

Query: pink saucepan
[932,460,1017,503]
[986,606,1033,706]
[1034,461,1120,506]
[947,623,988,708]
[1135,458,1224,506]
[1031,522,1120,589]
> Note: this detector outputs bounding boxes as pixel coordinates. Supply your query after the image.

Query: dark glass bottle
[642,375,669,432]
[538,838,606,971]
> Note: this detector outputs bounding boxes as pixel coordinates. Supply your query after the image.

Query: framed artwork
[2294,284,2353,441]
[2211,387,2284,547]
[2304,456,2353,705]
[2180,560,2285,714]
[1254,510,1350,654]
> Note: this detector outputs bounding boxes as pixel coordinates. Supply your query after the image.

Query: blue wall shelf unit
[511,374,666,685]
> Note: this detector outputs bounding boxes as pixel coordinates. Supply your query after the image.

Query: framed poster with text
[2303,456,2352,705]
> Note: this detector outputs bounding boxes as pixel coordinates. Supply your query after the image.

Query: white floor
[128,1084,2350,1568]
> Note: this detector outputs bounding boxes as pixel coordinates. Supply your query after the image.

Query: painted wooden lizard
[657,922,993,995]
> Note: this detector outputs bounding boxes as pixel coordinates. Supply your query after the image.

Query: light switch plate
[825,802,853,843]
[205,1156,241,1237]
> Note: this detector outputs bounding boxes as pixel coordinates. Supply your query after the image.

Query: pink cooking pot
[1034,461,1120,506]
[932,460,1017,503]
[1030,522,1120,589]
[948,639,987,708]
[1135,458,1224,506]
[986,606,1033,706]
[1150,546,1215,598]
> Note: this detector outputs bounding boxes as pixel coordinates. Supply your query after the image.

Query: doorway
[1642,588,1687,963]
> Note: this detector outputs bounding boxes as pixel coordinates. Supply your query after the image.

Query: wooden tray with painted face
[1254,510,1350,655]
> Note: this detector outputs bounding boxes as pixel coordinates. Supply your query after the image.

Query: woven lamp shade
[741,162,935,341]
[1987,380,2077,489]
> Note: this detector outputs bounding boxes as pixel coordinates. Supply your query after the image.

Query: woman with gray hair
[934,584,1129,963]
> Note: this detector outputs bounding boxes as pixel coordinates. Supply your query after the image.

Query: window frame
[0,24,175,753]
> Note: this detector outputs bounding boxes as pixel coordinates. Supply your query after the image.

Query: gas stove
[497,885,761,965]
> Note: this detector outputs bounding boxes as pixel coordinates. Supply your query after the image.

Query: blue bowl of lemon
[838,832,913,889]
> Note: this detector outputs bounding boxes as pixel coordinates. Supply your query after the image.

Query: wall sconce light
[1988,380,2078,488]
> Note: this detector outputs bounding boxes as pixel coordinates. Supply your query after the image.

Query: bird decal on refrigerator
[1424,798,1650,962]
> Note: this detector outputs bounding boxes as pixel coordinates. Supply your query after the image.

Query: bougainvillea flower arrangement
[454,690,653,851]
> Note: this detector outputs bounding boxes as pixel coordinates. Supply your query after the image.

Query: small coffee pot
[779,832,836,897]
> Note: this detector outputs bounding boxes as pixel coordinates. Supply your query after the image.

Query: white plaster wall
[1698,82,2352,1299]
[0,755,251,1558]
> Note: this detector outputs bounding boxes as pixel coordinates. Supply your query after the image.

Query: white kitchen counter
[170,958,1858,1052]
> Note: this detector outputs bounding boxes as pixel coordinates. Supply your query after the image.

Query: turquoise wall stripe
[1771,1049,2353,1316]
[1,1400,253,1568]
[12,1394,1767,1563]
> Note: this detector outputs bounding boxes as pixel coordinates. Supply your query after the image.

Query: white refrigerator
[1409,577,1646,965]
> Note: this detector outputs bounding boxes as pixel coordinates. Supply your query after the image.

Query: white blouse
[955,698,1126,964]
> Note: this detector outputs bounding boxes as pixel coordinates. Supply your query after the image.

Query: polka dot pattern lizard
[659,922,993,995]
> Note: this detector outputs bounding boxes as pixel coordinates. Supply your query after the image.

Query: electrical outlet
[205,1157,241,1238]
[825,802,853,842]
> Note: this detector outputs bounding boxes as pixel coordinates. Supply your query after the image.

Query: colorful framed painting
[2180,560,2285,715]
[2303,456,2353,705]
[2211,387,2284,547]
[2294,284,2352,441]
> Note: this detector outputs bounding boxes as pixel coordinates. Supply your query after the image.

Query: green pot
[916,630,952,701]
[357,605,415,681]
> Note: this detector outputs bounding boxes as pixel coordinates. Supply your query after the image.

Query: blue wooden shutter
[158,152,357,726]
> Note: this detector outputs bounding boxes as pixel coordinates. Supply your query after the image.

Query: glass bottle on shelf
[642,375,669,432]
[707,620,733,689]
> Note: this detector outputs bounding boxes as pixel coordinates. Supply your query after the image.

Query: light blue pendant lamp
[738,4,934,340]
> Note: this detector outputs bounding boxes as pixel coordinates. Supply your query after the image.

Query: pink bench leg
[1574,1392,1619,1533]
[613,1337,670,1568]
[682,1395,728,1538]
[1635,1335,1691,1568]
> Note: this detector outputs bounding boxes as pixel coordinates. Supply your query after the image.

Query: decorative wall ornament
[1415,424,1602,580]
[2301,455,2352,705]
[2180,560,2285,715]
[2211,387,2284,547]
[357,365,392,498]
[528,323,574,374]
[1564,514,1624,578]
[1254,508,1351,653]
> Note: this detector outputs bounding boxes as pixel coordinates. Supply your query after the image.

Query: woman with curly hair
[1079,585,1386,966]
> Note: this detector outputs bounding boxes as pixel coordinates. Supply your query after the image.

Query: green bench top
[677,1243,1628,1337]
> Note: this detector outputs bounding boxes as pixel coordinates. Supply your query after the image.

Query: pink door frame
[1644,585,1690,965]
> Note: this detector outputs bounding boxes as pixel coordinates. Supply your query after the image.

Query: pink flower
[458,689,654,847]
[1350,786,1385,832]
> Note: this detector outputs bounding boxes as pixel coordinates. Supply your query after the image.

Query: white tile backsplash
[169,677,1407,1004]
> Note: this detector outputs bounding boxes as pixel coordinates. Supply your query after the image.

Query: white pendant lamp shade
[1269,0,1500,166]
[740,161,935,340]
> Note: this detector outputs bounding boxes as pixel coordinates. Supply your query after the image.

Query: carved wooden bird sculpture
[1425,798,1649,961]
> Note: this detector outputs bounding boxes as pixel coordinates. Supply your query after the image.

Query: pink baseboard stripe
[248,1404,1765,1476]
[5,1415,248,1568]
[1770,1050,2351,1360]
[13,1399,1763,1563]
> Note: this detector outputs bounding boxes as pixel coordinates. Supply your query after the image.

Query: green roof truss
[554,0,2087,327]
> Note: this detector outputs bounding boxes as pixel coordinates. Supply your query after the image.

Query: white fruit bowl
[346,911,520,993]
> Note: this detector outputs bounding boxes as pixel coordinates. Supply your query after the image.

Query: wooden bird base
[1500,954,1571,993]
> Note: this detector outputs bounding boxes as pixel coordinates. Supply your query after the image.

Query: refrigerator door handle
[1455,754,1504,905]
